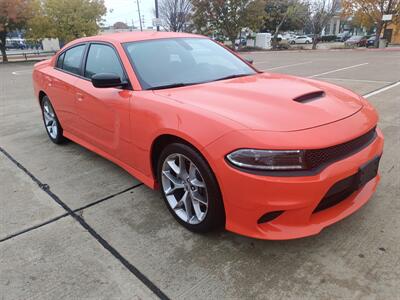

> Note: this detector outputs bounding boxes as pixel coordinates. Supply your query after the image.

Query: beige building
[384,22,400,44]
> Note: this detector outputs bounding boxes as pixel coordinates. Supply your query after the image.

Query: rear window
[56,52,65,68]
[62,44,86,75]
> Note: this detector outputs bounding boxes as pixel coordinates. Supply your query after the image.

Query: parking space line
[318,77,392,84]
[258,61,312,70]
[72,183,143,213]
[11,69,33,75]
[363,81,400,98]
[0,146,170,300]
[0,213,69,242]
[0,184,143,243]
[308,63,369,78]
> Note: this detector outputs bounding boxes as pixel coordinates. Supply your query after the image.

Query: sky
[104,0,156,28]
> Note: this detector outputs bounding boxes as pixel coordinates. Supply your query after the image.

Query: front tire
[157,143,225,233]
[41,96,65,144]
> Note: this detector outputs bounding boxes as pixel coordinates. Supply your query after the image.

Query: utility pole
[136,0,143,31]
[155,0,160,31]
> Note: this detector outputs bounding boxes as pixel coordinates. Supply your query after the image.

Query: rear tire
[41,96,65,144]
[157,143,225,233]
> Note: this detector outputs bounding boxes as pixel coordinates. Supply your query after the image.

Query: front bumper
[205,127,384,240]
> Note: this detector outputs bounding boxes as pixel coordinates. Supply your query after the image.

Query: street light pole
[155,0,160,31]
[136,0,143,31]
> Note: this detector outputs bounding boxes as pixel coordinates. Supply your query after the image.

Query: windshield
[123,38,256,90]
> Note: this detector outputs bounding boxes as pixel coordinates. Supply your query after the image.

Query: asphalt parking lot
[1,49,399,299]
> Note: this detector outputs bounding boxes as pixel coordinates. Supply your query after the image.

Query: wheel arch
[150,133,226,225]
[38,90,47,105]
[150,134,201,181]
[149,133,221,192]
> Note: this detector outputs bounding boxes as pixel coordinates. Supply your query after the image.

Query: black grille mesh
[305,128,376,169]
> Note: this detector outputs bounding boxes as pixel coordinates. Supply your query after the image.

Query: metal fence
[0,50,56,62]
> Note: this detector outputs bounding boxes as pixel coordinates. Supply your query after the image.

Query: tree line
[162,0,399,49]
[1,0,399,62]
[0,0,106,62]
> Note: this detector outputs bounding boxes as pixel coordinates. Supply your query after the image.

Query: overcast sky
[104,0,156,28]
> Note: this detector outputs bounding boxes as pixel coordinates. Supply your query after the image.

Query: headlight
[226,149,306,171]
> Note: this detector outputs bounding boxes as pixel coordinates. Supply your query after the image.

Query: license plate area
[356,155,381,188]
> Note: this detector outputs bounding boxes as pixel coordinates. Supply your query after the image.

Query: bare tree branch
[308,0,339,49]
[159,0,192,32]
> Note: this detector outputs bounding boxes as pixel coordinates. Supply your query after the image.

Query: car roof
[68,31,206,45]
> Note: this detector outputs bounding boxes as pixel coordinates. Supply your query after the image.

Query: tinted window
[84,44,125,80]
[56,52,65,68]
[124,38,255,89]
[63,45,85,75]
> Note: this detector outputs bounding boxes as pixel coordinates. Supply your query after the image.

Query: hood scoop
[294,91,325,103]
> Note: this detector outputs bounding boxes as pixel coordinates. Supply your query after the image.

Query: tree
[308,0,339,49]
[262,0,309,48]
[113,21,129,30]
[192,0,266,46]
[27,0,106,44]
[0,0,34,62]
[159,0,193,32]
[342,0,400,48]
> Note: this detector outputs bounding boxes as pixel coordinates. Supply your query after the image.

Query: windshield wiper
[150,83,193,90]
[150,74,252,90]
[213,73,251,82]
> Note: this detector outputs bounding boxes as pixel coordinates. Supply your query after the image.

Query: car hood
[154,73,363,132]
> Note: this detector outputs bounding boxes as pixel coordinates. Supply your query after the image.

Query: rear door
[50,44,87,134]
[74,42,132,159]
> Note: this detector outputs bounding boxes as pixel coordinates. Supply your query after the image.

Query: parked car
[366,36,388,48]
[345,35,369,47]
[5,39,26,50]
[336,32,351,42]
[366,36,376,47]
[32,32,383,240]
[289,35,313,44]
[235,38,246,47]
[282,33,296,41]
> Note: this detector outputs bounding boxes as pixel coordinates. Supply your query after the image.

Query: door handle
[45,76,53,87]
[76,92,84,102]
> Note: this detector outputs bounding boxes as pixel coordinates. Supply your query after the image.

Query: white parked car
[289,36,313,44]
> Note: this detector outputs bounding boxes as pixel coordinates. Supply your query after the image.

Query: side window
[84,44,125,80]
[63,44,85,75]
[56,52,65,69]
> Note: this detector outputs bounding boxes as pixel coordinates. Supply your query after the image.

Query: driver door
[73,43,132,159]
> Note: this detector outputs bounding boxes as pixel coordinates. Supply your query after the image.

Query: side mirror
[245,58,254,65]
[92,73,125,88]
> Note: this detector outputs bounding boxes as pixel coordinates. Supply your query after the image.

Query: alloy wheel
[43,100,58,139]
[161,153,208,224]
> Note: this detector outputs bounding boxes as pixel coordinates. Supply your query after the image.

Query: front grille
[313,174,357,213]
[305,127,376,170]
[313,155,380,213]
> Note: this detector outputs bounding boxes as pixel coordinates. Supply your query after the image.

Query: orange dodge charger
[33,32,384,239]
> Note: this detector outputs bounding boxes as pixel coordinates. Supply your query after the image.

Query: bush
[320,35,337,42]
[239,46,266,52]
